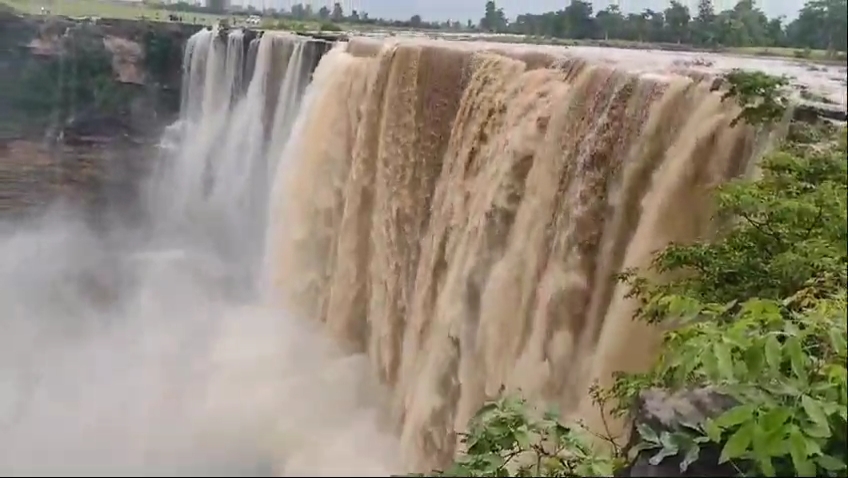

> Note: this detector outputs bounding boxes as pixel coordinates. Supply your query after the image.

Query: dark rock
[618,387,741,478]
[793,102,847,123]
[296,31,348,42]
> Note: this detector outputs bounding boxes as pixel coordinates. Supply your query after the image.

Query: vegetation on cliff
[1,18,187,138]
[13,26,129,127]
[416,72,847,477]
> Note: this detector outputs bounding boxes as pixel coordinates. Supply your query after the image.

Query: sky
[235,0,808,22]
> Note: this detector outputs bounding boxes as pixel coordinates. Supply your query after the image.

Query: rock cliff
[0,7,200,221]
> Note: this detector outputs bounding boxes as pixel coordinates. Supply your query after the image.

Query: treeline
[150,0,846,56]
[272,0,847,55]
[490,0,847,54]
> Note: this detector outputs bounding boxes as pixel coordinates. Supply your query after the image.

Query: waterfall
[5,25,826,476]
[266,38,763,471]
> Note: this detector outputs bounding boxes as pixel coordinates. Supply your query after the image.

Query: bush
[407,395,618,477]
[418,71,847,477]
[318,21,343,32]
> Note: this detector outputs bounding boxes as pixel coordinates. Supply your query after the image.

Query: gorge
[0,12,846,477]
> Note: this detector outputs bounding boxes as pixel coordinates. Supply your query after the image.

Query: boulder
[616,387,741,478]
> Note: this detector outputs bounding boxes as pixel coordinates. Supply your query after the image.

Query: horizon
[152,0,807,22]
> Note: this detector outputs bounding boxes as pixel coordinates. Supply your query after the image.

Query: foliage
[310,0,842,53]
[406,396,618,477]
[720,69,789,126]
[147,0,846,56]
[420,71,847,477]
[480,1,507,33]
[11,26,136,129]
[500,0,846,55]
[611,82,847,476]
[318,21,343,32]
[142,28,181,84]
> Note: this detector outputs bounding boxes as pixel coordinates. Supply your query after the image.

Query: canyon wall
[0,8,200,222]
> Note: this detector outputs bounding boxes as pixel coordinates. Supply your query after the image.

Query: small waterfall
[144,30,329,290]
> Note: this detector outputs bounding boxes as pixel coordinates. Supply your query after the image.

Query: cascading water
[267,38,768,472]
[0,29,399,476]
[1,21,803,476]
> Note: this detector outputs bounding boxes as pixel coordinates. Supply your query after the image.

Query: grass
[1,0,224,25]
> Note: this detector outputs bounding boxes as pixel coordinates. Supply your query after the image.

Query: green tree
[317,5,330,20]
[691,0,717,45]
[628,11,650,42]
[596,5,624,40]
[643,9,666,42]
[786,0,848,55]
[331,2,344,22]
[290,3,306,19]
[664,1,691,43]
[562,0,595,39]
[765,16,786,47]
[480,0,507,32]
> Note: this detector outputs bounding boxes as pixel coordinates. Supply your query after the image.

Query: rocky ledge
[616,387,740,478]
[0,8,200,221]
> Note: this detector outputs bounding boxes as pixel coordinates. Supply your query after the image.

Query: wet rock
[617,387,740,478]
[793,102,847,123]
[295,31,349,42]
[103,35,145,84]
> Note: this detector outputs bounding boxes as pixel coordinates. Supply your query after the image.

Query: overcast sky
[239,0,807,22]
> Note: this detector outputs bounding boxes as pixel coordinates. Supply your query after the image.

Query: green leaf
[759,406,791,433]
[764,335,781,373]
[703,418,723,442]
[629,440,660,458]
[659,431,678,450]
[786,337,808,381]
[473,402,499,421]
[636,423,660,444]
[480,453,506,473]
[719,422,754,464]
[752,418,786,460]
[829,328,846,356]
[800,396,831,437]
[648,446,678,466]
[815,454,847,472]
[679,444,701,473]
[715,404,756,429]
[756,454,776,477]
[714,342,735,380]
[788,428,816,476]
[513,428,531,449]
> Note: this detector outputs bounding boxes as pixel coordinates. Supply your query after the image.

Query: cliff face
[0,7,200,221]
